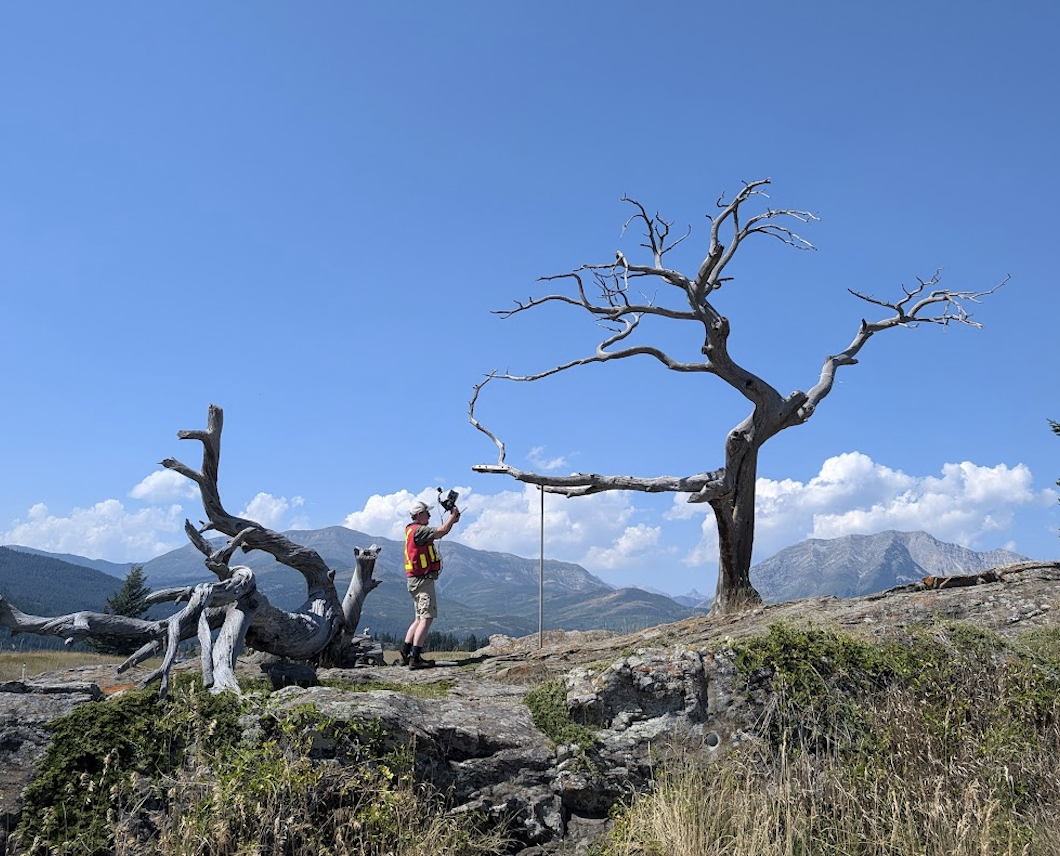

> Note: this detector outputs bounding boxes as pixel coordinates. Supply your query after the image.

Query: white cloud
[129,469,199,502]
[676,452,1053,567]
[1,500,186,562]
[343,490,423,540]
[341,484,653,581]
[806,460,1042,548]
[239,493,307,531]
[459,485,636,565]
[583,523,664,569]
[9,452,1051,593]
[527,446,568,471]
[680,515,720,569]
[1,487,311,566]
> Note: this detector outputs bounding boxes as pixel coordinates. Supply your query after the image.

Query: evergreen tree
[106,565,151,617]
[88,565,152,655]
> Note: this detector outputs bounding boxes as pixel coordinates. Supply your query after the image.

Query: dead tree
[471,179,1006,615]
[0,405,383,696]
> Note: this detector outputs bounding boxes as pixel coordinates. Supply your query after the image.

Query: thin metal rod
[539,485,544,649]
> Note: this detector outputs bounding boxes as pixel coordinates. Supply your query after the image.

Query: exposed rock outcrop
[0,681,104,855]
[2,561,1059,855]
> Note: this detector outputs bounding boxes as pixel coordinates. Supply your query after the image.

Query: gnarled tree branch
[800,272,1010,420]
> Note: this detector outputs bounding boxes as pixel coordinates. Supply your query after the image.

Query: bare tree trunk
[710,437,763,614]
[0,597,162,647]
[341,545,382,635]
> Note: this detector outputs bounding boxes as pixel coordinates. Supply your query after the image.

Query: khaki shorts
[407,571,438,619]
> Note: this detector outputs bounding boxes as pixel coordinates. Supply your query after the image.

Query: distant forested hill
[0,546,124,651]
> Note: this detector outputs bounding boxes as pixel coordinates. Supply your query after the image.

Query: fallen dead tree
[0,404,382,697]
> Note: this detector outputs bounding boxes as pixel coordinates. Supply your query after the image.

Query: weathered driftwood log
[0,404,383,696]
[0,597,163,648]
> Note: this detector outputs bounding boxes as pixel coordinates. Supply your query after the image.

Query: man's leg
[408,576,438,669]
[412,616,432,647]
[399,620,416,666]
[410,617,433,666]
[400,617,433,662]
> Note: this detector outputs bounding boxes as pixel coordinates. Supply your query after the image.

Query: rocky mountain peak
[750,529,1030,603]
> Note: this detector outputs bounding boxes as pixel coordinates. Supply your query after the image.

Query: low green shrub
[523,678,597,751]
[15,676,508,856]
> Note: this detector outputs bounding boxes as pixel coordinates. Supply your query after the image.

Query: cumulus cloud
[1,500,186,562]
[679,517,720,569]
[129,469,199,502]
[10,451,1051,592]
[806,459,1042,547]
[239,493,307,531]
[341,484,653,580]
[1,485,310,564]
[583,523,665,569]
[677,452,1054,568]
[343,489,425,540]
[459,485,637,564]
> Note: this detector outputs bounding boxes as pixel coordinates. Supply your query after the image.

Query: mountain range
[1,529,1036,648]
[9,527,697,642]
[750,530,1029,602]
[175,526,697,638]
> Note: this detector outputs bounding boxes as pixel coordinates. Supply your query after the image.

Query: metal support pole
[539,484,544,649]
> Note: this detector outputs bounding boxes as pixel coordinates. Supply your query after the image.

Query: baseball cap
[410,501,429,517]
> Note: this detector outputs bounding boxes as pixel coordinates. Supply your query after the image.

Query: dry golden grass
[603,745,1046,856]
[0,649,123,682]
[599,624,1060,856]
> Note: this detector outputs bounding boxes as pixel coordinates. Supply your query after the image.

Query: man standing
[399,498,460,669]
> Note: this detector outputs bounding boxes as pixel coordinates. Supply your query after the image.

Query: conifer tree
[87,565,151,655]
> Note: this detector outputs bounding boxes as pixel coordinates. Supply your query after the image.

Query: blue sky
[2,2,1058,598]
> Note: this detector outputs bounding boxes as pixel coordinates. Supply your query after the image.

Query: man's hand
[436,506,461,538]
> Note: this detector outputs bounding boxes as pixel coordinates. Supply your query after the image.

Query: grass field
[0,648,478,683]
[0,650,124,683]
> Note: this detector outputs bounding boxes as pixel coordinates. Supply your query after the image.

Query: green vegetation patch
[17,675,243,854]
[732,622,912,752]
[732,621,1060,762]
[591,619,1060,855]
[16,675,506,856]
[523,678,597,751]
